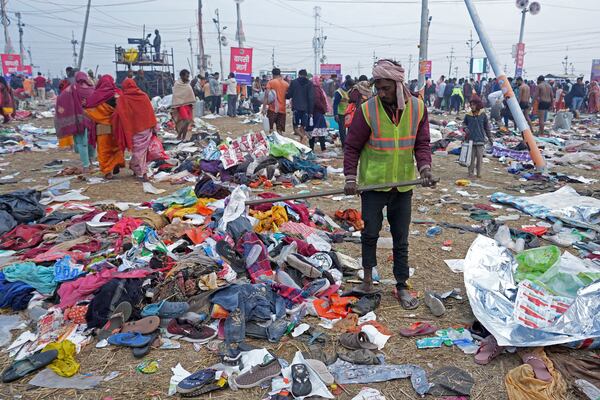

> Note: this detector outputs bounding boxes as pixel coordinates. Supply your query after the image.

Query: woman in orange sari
[84,75,125,179]
[588,81,600,114]
[112,78,157,181]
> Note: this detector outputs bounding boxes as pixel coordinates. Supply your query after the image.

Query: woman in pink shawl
[588,81,600,114]
[306,75,329,152]
[55,71,96,172]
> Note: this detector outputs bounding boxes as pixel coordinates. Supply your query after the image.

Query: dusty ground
[0,111,598,400]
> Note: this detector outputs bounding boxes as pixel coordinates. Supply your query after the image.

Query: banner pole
[464,0,546,170]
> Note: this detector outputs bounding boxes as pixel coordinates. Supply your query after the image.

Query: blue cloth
[210,283,285,343]
[279,157,327,180]
[0,272,34,311]
[53,256,85,282]
[3,262,57,295]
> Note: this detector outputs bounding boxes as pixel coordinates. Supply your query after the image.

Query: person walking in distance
[517,77,533,130]
[534,76,553,135]
[262,68,289,133]
[34,72,47,101]
[333,75,355,147]
[286,69,314,144]
[343,59,434,309]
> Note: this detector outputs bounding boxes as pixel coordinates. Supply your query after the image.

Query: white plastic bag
[262,114,270,132]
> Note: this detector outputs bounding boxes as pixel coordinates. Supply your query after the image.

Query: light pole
[212,9,227,77]
[466,30,479,79]
[234,0,244,48]
[514,0,541,78]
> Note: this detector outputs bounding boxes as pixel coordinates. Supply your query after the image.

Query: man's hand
[344,180,358,195]
[420,168,436,187]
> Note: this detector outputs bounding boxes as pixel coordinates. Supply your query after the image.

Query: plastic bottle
[515,238,526,252]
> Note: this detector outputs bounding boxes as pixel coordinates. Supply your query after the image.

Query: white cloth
[225,78,237,95]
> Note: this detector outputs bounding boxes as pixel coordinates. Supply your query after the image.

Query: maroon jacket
[343,98,432,181]
[313,84,327,115]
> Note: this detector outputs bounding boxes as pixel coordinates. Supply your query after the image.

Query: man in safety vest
[343,59,435,309]
[333,75,355,147]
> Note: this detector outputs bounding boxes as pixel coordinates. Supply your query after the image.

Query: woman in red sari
[588,81,600,114]
[112,78,157,181]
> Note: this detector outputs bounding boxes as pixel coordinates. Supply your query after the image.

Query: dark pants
[309,136,326,151]
[210,95,221,114]
[337,114,346,146]
[227,94,237,117]
[450,95,462,113]
[361,189,413,290]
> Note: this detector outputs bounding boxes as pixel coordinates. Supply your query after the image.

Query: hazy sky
[7,0,600,80]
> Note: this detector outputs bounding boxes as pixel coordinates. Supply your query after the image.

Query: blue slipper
[141,300,189,318]
[107,332,152,348]
[177,368,217,394]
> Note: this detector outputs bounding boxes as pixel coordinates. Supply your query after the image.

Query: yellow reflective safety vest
[358,95,425,192]
[336,87,349,115]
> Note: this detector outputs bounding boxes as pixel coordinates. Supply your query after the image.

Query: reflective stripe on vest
[336,88,349,115]
[362,96,422,151]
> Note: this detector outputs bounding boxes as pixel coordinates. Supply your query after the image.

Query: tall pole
[235,0,244,48]
[71,31,78,67]
[213,9,224,77]
[77,0,91,71]
[417,0,429,94]
[198,0,206,75]
[187,30,195,76]
[271,48,275,68]
[0,0,13,53]
[518,9,526,44]
[464,0,545,170]
[447,46,455,78]
[312,6,321,75]
[16,12,24,63]
[466,30,479,79]
[407,54,413,81]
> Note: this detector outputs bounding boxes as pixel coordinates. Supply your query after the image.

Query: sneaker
[232,357,282,389]
[166,319,216,343]
[301,278,330,298]
[286,253,322,278]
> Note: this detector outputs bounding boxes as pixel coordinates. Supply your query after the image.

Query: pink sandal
[474,335,503,365]
[521,353,553,382]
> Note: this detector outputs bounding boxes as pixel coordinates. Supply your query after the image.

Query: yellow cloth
[42,340,80,377]
[96,130,125,175]
[505,348,567,400]
[165,199,216,221]
[252,205,288,233]
[84,103,114,125]
[58,136,74,148]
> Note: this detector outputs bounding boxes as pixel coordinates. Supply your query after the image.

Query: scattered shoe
[121,316,161,334]
[474,335,503,365]
[166,319,216,343]
[399,322,438,337]
[232,357,282,389]
[350,293,381,316]
[305,359,334,385]
[291,363,312,397]
[97,301,132,341]
[337,349,381,365]
[339,332,378,351]
[286,253,322,278]
[1,350,58,383]
[424,290,446,317]
[177,368,217,395]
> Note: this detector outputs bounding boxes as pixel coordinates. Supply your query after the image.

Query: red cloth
[112,78,157,151]
[55,72,95,139]
[343,102,432,178]
[282,237,318,256]
[177,104,193,120]
[85,75,117,108]
[34,76,47,88]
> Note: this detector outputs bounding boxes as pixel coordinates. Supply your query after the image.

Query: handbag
[459,140,473,167]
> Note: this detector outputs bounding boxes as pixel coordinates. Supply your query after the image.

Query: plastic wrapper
[464,235,600,347]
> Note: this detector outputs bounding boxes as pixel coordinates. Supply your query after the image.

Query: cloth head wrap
[372,59,412,110]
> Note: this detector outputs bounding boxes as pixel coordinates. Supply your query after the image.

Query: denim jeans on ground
[361,190,412,290]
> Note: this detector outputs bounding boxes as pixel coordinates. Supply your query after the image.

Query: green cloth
[358,96,424,192]
[2,262,57,295]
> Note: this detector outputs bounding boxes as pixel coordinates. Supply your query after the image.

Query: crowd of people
[54,66,157,182]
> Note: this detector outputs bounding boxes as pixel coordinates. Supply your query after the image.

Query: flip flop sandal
[132,331,160,359]
[216,241,246,273]
[291,364,312,397]
[1,350,59,383]
[305,359,334,385]
[399,322,438,337]
[97,301,133,341]
[522,354,553,382]
[107,332,152,348]
[474,335,503,365]
[339,332,378,351]
[180,383,227,398]
[122,316,161,334]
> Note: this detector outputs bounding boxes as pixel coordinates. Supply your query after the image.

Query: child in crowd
[463,95,494,178]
